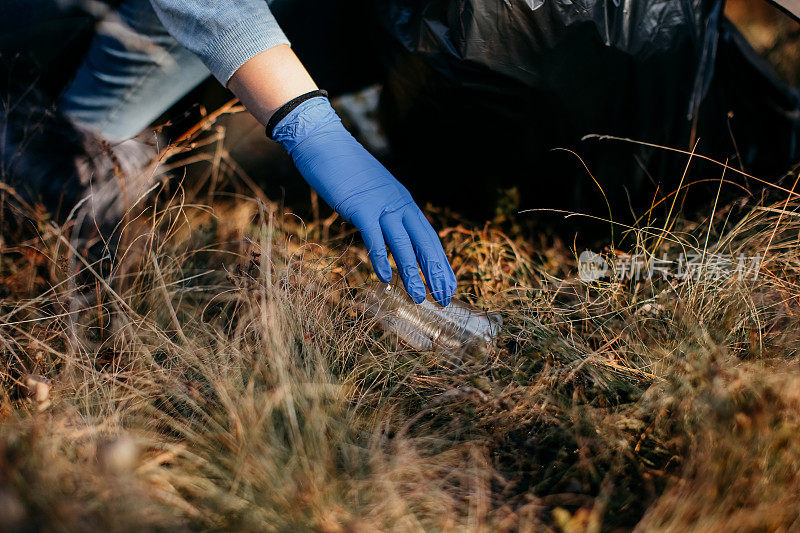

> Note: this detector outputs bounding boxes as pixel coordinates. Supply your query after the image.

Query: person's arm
[149,1,456,305]
[148,0,289,85]
[227,46,455,305]
[227,45,317,123]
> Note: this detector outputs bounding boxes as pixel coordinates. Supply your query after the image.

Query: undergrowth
[2,110,800,532]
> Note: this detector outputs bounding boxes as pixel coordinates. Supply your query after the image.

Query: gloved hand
[271,96,456,306]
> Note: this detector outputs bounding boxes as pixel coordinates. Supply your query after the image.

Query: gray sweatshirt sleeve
[148,0,290,85]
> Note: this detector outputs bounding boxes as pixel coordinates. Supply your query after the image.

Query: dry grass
[2,106,800,533]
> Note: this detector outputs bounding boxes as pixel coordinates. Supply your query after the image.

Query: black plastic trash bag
[374,0,800,222]
[380,0,722,118]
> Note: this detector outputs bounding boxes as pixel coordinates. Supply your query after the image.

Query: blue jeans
[4,0,379,141]
[58,0,217,141]
[62,0,381,141]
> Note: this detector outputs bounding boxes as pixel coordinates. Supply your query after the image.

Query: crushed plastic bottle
[362,278,502,359]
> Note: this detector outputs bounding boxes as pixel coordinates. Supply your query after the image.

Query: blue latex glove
[272,96,456,306]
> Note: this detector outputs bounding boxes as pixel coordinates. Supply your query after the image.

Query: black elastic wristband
[265,89,329,140]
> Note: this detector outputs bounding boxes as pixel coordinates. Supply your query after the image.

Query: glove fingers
[357,219,392,283]
[380,212,427,303]
[403,208,457,307]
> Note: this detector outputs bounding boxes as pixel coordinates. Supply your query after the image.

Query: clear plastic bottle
[362,278,502,358]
